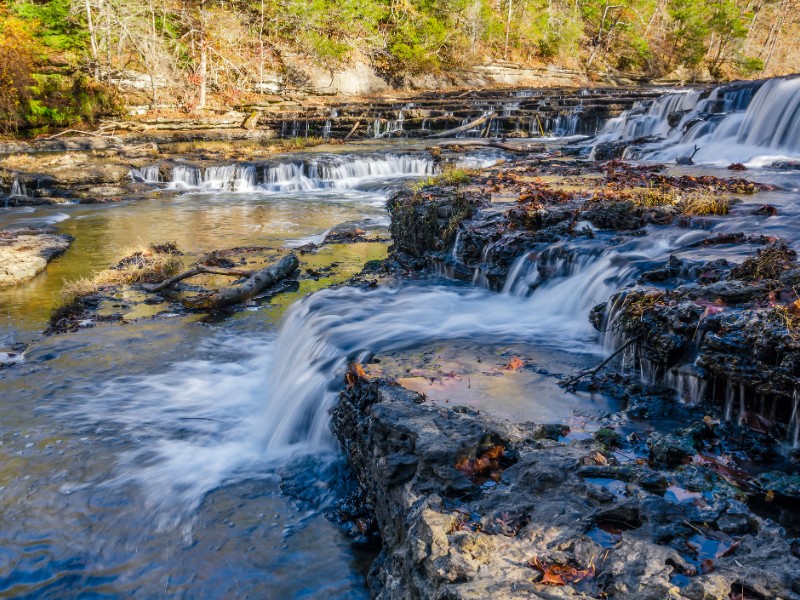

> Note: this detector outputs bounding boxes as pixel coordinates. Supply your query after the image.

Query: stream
[1,77,800,597]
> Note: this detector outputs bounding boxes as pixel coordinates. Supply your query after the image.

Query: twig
[560,336,640,387]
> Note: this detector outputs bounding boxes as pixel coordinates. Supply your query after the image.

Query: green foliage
[12,0,86,53]
[734,54,764,76]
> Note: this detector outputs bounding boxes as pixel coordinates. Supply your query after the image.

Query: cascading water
[589,76,800,166]
[131,155,438,193]
[789,391,800,449]
[132,154,502,194]
[263,236,683,454]
[129,165,161,183]
[9,178,27,197]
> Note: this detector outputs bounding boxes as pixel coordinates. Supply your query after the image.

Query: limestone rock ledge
[333,377,800,600]
[0,228,73,287]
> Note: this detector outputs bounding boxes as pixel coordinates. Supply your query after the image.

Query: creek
[1,77,800,596]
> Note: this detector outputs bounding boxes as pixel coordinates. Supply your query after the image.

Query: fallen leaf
[503,356,525,370]
[345,362,368,387]
[527,556,595,586]
[455,445,506,483]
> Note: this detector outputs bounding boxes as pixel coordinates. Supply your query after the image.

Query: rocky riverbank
[0,227,72,287]
[326,150,800,598]
[334,374,800,599]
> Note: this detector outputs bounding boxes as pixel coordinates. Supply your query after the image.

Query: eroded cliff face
[333,376,800,599]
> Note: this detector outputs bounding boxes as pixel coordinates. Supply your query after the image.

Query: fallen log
[428,112,497,139]
[182,253,299,309]
[437,140,546,153]
[143,265,256,293]
[344,119,363,141]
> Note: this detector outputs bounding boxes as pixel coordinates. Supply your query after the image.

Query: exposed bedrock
[0,227,73,287]
[333,377,800,599]
[595,242,800,425]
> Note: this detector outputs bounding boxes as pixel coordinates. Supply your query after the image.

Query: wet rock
[757,472,800,500]
[0,228,73,287]
[647,432,696,467]
[333,377,800,599]
[387,185,488,268]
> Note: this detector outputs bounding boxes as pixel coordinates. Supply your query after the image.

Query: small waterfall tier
[130,154,438,192]
[589,76,800,166]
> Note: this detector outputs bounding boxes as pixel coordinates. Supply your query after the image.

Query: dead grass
[630,187,731,215]
[275,136,326,152]
[58,242,184,307]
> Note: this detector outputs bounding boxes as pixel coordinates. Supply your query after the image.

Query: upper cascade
[589,76,800,166]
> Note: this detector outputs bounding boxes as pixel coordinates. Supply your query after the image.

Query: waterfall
[595,89,704,142]
[129,165,161,183]
[553,113,582,137]
[262,276,619,450]
[262,236,686,451]
[450,229,462,262]
[9,177,27,197]
[149,155,437,193]
[169,164,257,191]
[136,154,500,194]
[664,365,707,405]
[729,77,800,153]
[589,76,800,166]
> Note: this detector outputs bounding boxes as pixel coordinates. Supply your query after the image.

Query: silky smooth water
[2,118,800,596]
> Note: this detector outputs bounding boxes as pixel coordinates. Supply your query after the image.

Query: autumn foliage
[0,11,36,131]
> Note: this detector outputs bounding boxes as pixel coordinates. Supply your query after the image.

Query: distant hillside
[1,0,798,131]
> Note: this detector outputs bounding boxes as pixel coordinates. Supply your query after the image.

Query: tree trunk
[504,0,513,60]
[198,0,208,109]
[84,0,100,79]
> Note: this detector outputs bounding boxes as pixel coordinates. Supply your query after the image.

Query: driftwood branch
[437,140,546,153]
[43,128,122,140]
[560,336,640,387]
[182,253,299,309]
[143,265,255,293]
[428,112,497,138]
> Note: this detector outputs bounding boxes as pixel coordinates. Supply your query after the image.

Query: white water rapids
[591,76,800,166]
[72,228,689,532]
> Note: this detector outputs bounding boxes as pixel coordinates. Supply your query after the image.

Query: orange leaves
[455,444,506,484]
[503,356,525,370]
[345,362,368,387]
[527,556,595,586]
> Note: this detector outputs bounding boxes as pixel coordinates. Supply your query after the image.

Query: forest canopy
[0,0,797,127]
